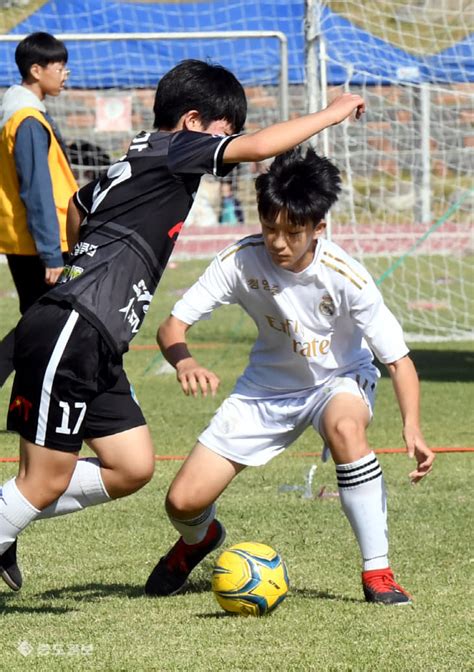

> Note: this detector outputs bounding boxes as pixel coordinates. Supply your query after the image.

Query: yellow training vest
[0,107,77,255]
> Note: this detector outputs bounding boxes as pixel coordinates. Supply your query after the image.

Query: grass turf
[0,259,472,671]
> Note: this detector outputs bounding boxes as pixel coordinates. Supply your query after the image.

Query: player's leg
[0,436,78,590]
[318,373,411,605]
[145,441,244,597]
[1,303,127,591]
[37,372,153,518]
[35,426,154,521]
[167,440,244,522]
[145,394,307,597]
[1,303,91,591]
[86,424,155,498]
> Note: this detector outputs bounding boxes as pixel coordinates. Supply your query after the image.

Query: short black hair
[15,32,68,80]
[255,146,342,228]
[153,59,247,133]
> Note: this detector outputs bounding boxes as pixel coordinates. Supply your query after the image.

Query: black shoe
[145,520,226,597]
[0,540,22,591]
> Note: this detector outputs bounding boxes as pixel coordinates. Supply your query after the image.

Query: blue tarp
[0,0,472,87]
[427,35,474,83]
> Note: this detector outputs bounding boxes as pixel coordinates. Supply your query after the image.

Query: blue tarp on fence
[0,0,472,87]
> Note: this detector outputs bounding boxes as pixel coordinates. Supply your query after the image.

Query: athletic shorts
[7,301,146,452]
[198,369,378,466]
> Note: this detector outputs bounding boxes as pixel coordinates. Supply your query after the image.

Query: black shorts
[7,302,146,452]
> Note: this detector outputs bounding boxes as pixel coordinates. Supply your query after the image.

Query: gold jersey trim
[321,258,364,289]
[322,251,367,285]
[220,238,265,261]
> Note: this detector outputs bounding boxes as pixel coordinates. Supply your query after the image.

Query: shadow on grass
[0,580,213,614]
[36,578,213,602]
[180,578,212,595]
[377,350,474,382]
[0,598,72,615]
[290,586,362,604]
[36,582,145,601]
[195,586,362,619]
[196,611,230,619]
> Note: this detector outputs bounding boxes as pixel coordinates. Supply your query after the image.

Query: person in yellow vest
[0,32,77,388]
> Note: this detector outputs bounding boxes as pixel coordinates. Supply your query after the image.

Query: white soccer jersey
[172,235,409,397]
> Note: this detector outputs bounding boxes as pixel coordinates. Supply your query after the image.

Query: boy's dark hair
[255,146,342,228]
[153,59,247,133]
[15,32,68,80]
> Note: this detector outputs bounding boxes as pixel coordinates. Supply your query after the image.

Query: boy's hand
[45,266,64,285]
[403,426,435,484]
[175,358,220,398]
[325,93,366,125]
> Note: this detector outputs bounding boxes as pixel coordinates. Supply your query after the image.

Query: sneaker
[362,567,412,605]
[0,540,22,591]
[145,519,226,597]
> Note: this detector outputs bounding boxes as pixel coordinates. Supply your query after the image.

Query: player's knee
[17,473,71,509]
[46,477,72,504]
[327,416,366,450]
[118,459,155,493]
[132,460,155,488]
[165,485,198,518]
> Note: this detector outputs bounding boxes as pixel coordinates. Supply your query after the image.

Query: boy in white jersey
[146,147,435,604]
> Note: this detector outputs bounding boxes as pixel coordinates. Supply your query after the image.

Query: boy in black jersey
[0,59,365,592]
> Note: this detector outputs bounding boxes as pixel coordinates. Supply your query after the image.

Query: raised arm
[386,355,435,483]
[223,92,365,163]
[157,315,220,398]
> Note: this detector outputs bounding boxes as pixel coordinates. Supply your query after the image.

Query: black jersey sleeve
[167,131,238,178]
[73,178,100,214]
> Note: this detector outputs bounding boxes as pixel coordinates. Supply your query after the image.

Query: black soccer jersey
[44,129,237,355]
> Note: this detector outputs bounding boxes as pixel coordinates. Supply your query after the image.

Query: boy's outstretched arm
[223,92,365,163]
[157,315,220,398]
[386,355,435,484]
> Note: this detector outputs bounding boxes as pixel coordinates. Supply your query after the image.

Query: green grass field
[0,260,473,671]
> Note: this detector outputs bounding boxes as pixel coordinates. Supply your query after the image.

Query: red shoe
[145,520,226,597]
[362,568,412,605]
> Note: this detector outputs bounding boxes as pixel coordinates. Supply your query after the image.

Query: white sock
[37,458,110,520]
[0,478,40,554]
[169,503,216,545]
[336,452,389,572]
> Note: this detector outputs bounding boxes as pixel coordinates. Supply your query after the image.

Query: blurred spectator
[218,180,244,226]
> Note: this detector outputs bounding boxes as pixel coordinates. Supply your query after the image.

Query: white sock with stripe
[336,452,389,571]
[37,458,110,519]
[169,503,216,545]
[0,478,40,554]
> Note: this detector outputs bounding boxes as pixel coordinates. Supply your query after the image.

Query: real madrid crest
[319,293,335,317]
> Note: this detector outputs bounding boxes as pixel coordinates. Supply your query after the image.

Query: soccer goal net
[306,0,473,342]
[0,0,472,341]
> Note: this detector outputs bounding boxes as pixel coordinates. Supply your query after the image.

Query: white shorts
[198,368,378,466]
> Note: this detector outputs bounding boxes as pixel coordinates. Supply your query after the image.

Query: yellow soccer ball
[212,542,289,616]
